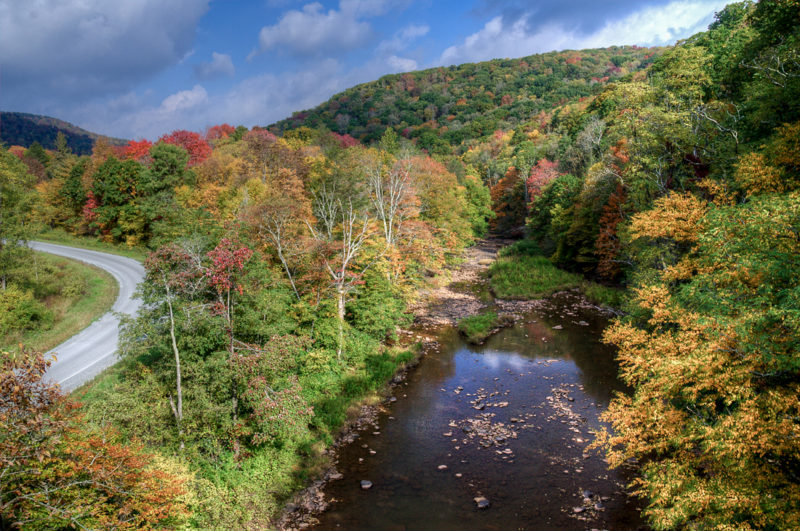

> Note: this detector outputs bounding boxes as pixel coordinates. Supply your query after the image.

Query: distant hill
[269,45,662,152]
[0,112,127,156]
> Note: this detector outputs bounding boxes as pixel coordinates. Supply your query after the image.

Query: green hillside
[0,112,126,155]
[270,45,662,152]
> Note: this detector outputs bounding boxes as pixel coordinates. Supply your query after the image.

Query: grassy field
[1,252,118,353]
[35,228,148,261]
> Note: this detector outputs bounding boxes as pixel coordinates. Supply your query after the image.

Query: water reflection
[314,294,643,530]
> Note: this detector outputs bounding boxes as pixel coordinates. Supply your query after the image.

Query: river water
[312,292,644,530]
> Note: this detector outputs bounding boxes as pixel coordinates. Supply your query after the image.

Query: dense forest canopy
[270,46,662,151]
[2,0,799,528]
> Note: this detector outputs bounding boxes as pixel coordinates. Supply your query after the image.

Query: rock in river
[361,480,373,490]
[474,496,490,509]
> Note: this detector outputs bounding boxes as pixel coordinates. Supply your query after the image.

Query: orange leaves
[735,152,784,196]
[629,191,707,243]
[1,349,189,528]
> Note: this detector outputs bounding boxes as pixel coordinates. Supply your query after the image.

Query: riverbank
[275,238,642,530]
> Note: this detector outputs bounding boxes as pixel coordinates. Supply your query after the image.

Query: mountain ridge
[0,111,127,155]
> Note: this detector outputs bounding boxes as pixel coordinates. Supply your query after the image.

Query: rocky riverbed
[275,240,644,530]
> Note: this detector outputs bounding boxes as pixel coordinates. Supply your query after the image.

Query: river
[309,290,644,530]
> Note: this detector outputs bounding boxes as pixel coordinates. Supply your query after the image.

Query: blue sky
[0,0,729,140]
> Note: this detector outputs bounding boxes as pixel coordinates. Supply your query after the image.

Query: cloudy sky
[0,0,729,140]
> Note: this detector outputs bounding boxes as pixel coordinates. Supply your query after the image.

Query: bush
[0,286,53,337]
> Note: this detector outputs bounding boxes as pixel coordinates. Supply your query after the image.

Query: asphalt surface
[30,241,145,392]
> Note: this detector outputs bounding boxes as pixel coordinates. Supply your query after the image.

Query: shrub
[0,286,53,337]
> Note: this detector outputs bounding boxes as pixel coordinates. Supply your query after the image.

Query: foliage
[0,149,35,290]
[0,285,52,337]
[0,349,189,529]
[596,192,800,529]
[272,46,661,150]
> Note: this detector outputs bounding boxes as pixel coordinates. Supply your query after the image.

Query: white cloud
[194,52,235,80]
[439,0,728,65]
[250,2,372,58]
[378,23,429,53]
[0,0,210,107]
[387,55,418,72]
[160,85,208,113]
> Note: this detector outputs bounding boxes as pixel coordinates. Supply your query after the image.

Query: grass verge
[1,252,118,353]
[35,228,148,261]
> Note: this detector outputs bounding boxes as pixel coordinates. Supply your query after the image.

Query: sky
[0,0,730,140]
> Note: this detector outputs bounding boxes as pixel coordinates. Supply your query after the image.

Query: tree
[242,129,278,182]
[595,192,800,529]
[121,139,154,164]
[0,348,189,529]
[307,199,375,359]
[526,158,561,203]
[367,156,417,247]
[206,238,253,355]
[158,130,211,167]
[0,149,34,290]
[143,244,207,446]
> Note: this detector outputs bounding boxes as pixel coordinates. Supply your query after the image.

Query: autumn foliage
[0,349,188,529]
[158,129,211,167]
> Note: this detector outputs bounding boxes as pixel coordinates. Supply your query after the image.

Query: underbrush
[1,252,117,352]
[78,328,417,528]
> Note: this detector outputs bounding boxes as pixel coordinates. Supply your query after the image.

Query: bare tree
[307,199,375,359]
[246,197,306,301]
[312,183,339,242]
[367,157,415,247]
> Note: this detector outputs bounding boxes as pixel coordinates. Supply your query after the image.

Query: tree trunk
[165,285,184,449]
[337,285,345,360]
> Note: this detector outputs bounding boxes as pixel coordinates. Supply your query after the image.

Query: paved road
[30,242,145,392]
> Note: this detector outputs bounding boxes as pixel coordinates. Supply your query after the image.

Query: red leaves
[331,132,360,148]
[205,238,253,295]
[120,139,153,163]
[82,190,100,223]
[158,130,211,167]
[526,158,561,202]
[206,123,236,141]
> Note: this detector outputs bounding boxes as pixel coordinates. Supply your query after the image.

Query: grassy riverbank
[489,241,623,308]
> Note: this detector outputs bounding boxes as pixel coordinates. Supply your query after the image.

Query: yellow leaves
[770,121,800,172]
[629,192,707,243]
[696,178,735,206]
[734,152,784,196]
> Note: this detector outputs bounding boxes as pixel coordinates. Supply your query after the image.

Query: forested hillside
[271,46,662,152]
[0,112,126,155]
[1,0,799,529]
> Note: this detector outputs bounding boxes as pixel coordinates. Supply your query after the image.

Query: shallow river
[313,292,644,530]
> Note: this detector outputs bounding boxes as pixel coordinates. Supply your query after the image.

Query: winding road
[30,242,145,392]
